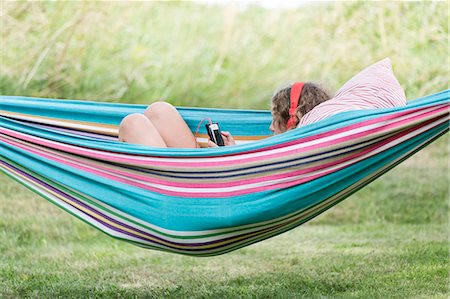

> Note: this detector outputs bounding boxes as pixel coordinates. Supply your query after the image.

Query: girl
[117,82,331,148]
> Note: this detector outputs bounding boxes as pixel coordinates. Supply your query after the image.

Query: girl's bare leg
[118,113,167,147]
[143,101,199,148]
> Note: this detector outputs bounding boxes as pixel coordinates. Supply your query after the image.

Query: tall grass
[1,1,448,108]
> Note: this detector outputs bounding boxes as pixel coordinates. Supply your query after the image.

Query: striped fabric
[298,58,407,127]
[0,90,449,256]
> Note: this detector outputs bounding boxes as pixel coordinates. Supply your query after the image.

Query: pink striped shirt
[298,58,407,127]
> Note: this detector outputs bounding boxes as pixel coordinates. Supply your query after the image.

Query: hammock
[0,90,449,257]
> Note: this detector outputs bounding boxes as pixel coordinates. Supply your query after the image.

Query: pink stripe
[0,105,448,168]
[0,104,446,175]
[15,113,436,189]
[1,104,447,169]
[1,114,445,197]
[245,104,445,154]
[0,132,380,188]
[0,136,340,197]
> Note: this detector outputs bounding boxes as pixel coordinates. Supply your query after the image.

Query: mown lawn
[0,223,447,298]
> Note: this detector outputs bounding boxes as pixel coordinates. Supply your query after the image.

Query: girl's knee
[120,113,147,126]
[119,113,148,135]
[144,101,177,120]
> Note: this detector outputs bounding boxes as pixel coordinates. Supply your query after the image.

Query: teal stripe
[1,90,448,157]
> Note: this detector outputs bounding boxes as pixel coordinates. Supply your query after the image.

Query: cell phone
[205,122,225,146]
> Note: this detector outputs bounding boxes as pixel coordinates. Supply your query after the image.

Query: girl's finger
[207,140,218,148]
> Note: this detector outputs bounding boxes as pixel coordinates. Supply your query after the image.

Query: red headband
[286,82,304,129]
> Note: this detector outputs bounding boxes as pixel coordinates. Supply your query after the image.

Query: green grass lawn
[1,1,449,298]
[0,223,447,298]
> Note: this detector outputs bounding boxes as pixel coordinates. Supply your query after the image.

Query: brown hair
[271,82,331,132]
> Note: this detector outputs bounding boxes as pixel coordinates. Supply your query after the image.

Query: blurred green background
[1,1,448,108]
[1,1,449,298]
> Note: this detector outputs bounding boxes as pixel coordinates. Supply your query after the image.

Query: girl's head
[270,82,331,134]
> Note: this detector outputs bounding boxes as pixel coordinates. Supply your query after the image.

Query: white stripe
[104,116,448,193]
[1,104,446,167]
[4,113,445,195]
[0,111,118,135]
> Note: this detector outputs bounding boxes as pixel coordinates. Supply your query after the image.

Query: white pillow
[298,57,407,127]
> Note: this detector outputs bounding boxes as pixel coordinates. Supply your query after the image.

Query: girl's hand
[207,140,219,148]
[207,131,236,148]
[221,131,236,146]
